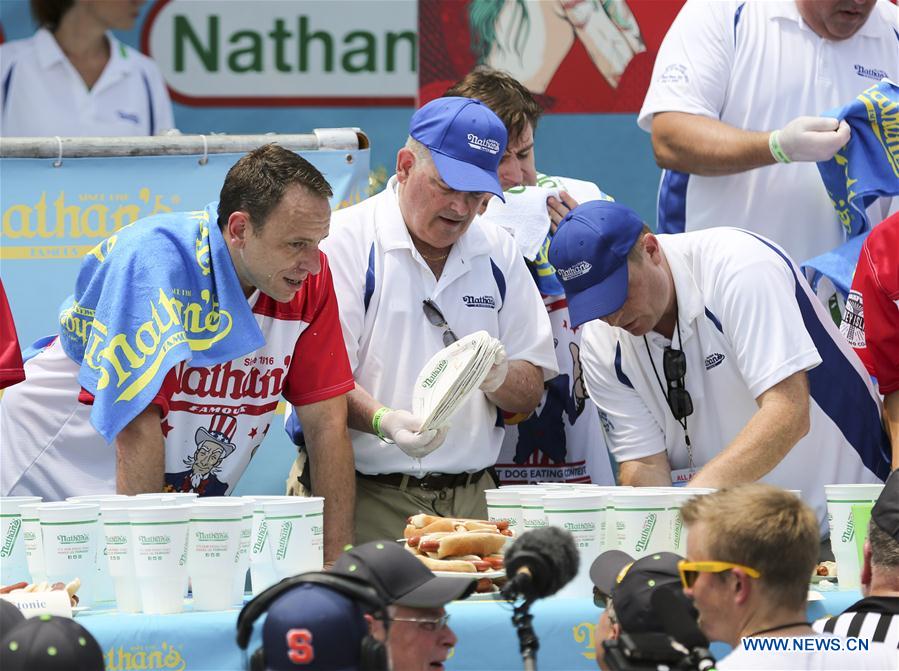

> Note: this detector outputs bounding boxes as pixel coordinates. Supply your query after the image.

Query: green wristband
[769,130,792,164]
[372,406,392,441]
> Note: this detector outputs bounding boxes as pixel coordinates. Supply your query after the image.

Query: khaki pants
[354,472,495,544]
[285,450,310,497]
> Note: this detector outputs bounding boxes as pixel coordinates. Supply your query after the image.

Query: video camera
[602,632,717,671]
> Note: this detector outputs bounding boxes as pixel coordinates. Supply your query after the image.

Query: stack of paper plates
[412,331,503,431]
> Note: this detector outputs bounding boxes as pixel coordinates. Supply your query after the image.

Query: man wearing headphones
[237,570,392,671]
[334,541,476,671]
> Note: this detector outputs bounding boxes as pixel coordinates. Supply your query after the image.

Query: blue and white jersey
[322,177,558,477]
[580,228,888,534]
[638,0,899,263]
[0,28,174,137]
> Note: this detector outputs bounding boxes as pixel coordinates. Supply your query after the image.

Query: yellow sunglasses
[678,560,761,589]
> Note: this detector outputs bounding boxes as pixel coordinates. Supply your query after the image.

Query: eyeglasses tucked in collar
[422,299,459,347]
[678,560,761,589]
[388,612,451,632]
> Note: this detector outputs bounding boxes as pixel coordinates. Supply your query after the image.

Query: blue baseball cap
[409,96,507,201]
[548,200,646,327]
[262,582,369,671]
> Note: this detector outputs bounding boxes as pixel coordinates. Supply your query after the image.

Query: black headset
[235,572,390,671]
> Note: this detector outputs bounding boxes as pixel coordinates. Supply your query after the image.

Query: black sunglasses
[663,346,693,421]
[422,299,459,347]
[593,585,611,609]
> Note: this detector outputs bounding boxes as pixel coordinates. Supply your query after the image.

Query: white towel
[480,176,611,260]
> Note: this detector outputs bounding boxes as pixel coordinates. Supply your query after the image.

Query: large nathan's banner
[1,147,369,347]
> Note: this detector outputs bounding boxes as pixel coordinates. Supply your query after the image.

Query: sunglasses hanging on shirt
[422,299,460,347]
[644,316,695,467]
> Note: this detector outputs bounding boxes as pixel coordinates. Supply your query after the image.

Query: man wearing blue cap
[317,97,557,543]
[548,201,887,542]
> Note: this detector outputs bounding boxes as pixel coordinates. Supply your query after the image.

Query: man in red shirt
[842,212,899,470]
[0,281,24,389]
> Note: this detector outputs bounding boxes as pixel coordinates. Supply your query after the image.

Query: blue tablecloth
[80,589,862,671]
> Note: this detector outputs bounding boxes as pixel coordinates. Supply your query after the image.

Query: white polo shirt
[323,177,558,477]
[638,0,899,263]
[0,28,174,136]
[580,229,887,533]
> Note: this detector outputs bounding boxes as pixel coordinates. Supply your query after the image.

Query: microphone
[501,526,578,601]
[650,587,716,671]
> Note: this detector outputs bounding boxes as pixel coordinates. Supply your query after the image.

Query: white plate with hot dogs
[431,569,505,580]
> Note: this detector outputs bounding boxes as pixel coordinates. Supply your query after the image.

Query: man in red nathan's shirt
[841,212,899,470]
[0,281,25,389]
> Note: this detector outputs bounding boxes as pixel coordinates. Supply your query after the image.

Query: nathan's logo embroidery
[463,295,496,309]
[841,290,866,348]
[557,261,592,281]
[659,63,688,84]
[704,352,725,370]
[466,133,500,155]
[854,64,888,81]
[116,110,140,124]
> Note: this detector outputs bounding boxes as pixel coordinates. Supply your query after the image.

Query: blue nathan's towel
[57,202,264,442]
[818,79,899,238]
[801,232,869,299]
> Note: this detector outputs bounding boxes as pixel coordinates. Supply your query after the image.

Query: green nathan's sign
[145,0,417,104]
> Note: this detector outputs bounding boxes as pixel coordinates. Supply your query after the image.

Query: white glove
[770,116,850,164]
[479,342,509,393]
[378,409,449,459]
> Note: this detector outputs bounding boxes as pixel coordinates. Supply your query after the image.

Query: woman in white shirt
[0,0,174,136]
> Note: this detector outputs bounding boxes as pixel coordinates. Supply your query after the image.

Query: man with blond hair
[679,484,897,669]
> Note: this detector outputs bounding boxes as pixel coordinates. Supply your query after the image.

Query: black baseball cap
[333,540,475,607]
[590,550,697,634]
[0,601,25,637]
[0,614,104,671]
[872,470,899,542]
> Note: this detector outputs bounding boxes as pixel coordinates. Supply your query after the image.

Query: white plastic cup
[248,496,292,596]
[517,489,548,532]
[228,498,255,606]
[609,491,672,558]
[18,503,46,584]
[187,501,245,611]
[825,484,884,590]
[543,491,609,598]
[666,488,717,555]
[134,493,198,504]
[100,498,156,613]
[66,495,127,504]
[66,495,128,606]
[484,488,524,533]
[262,498,324,584]
[129,505,191,614]
[0,496,42,584]
[133,493,195,594]
[38,503,101,607]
